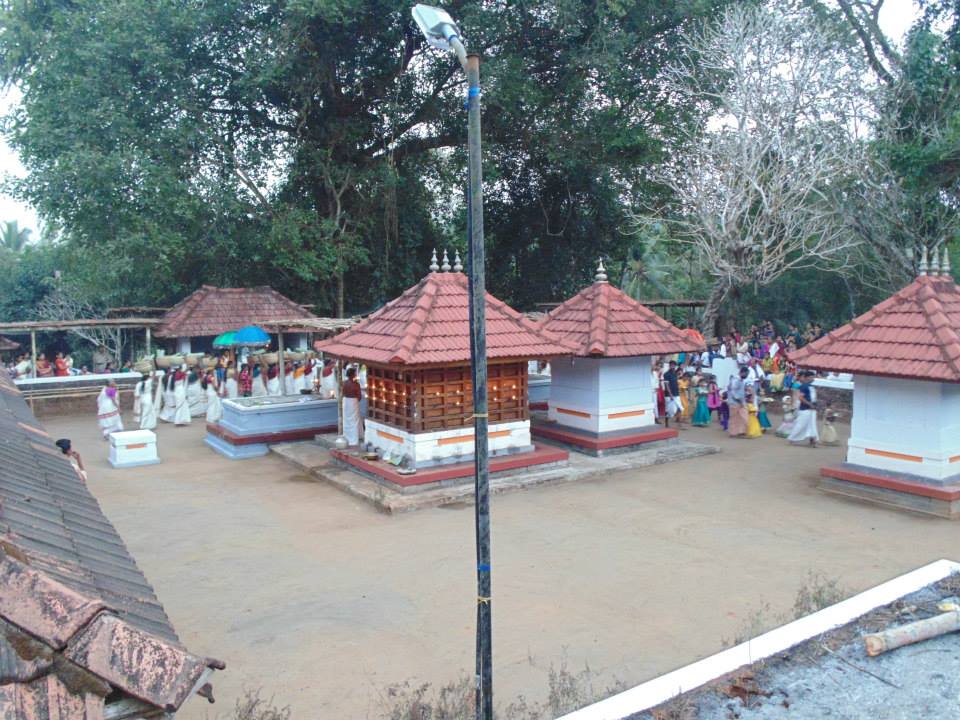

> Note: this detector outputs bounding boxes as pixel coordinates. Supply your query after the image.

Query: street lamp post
[411,6,492,719]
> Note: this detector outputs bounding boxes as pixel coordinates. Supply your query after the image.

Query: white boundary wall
[558,559,960,720]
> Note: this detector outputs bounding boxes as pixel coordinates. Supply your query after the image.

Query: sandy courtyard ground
[42,411,959,719]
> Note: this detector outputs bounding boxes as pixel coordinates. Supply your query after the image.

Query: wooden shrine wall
[366,362,528,433]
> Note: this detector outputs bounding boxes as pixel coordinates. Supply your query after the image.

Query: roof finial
[453,250,463,272]
[943,249,951,277]
[919,246,929,276]
[594,258,608,283]
[931,246,940,276]
[441,249,451,272]
[429,249,440,273]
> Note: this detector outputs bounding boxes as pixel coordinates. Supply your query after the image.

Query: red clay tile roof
[315,272,578,365]
[540,280,705,357]
[790,275,960,382]
[0,553,218,716]
[155,285,315,338]
[0,336,19,351]
[0,371,223,718]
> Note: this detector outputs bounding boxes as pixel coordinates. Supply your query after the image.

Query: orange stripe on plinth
[865,448,923,463]
[124,443,147,450]
[557,407,591,418]
[950,455,960,463]
[607,410,646,420]
[377,430,404,444]
[437,430,511,446]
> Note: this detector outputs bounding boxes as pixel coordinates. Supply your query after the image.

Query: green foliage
[0,0,734,316]
[0,243,59,322]
[0,220,31,253]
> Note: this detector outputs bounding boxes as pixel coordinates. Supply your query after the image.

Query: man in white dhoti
[96,382,124,439]
[173,366,192,426]
[342,366,363,446]
[137,373,158,430]
[787,370,819,446]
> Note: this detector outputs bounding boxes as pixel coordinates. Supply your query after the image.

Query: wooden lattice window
[366,362,529,433]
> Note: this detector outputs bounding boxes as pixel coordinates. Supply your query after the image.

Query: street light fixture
[411,5,493,720]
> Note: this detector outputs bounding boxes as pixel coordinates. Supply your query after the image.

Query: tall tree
[650,3,873,335]
[1,0,733,314]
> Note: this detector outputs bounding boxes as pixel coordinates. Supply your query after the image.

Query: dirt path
[43,413,959,719]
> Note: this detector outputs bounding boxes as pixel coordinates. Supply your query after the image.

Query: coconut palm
[620,223,672,301]
[0,221,32,253]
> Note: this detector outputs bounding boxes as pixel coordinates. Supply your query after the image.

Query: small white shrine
[536,261,703,449]
[794,249,960,517]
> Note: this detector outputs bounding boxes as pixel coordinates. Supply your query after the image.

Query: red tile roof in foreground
[0,370,223,718]
[541,280,705,357]
[316,271,578,365]
[155,285,315,338]
[790,274,960,383]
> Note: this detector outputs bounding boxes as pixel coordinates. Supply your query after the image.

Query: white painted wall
[847,375,960,480]
[364,418,531,468]
[176,337,192,354]
[548,356,654,434]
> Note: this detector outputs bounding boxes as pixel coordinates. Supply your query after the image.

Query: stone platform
[820,463,960,519]
[329,442,569,493]
[531,419,678,456]
[205,394,341,459]
[273,436,718,513]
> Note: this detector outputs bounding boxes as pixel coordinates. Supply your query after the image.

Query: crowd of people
[94,354,365,436]
[653,321,834,447]
[7,345,133,378]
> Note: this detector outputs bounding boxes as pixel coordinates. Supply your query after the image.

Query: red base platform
[530,421,678,456]
[820,464,960,519]
[206,422,337,446]
[331,442,569,491]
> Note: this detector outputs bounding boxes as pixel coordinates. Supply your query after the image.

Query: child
[745,388,763,438]
[821,405,840,445]
[757,388,772,431]
[718,391,730,431]
[692,379,711,427]
[775,396,796,438]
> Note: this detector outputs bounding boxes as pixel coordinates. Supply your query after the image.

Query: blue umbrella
[233,325,271,347]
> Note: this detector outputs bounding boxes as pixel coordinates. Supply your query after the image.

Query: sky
[0,0,922,239]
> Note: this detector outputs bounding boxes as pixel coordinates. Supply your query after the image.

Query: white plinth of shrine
[108,429,160,468]
[548,356,654,434]
[364,418,532,468]
[847,375,960,481]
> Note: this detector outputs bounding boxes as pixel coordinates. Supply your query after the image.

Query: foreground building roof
[0,336,19,352]
[540,262,705,358]
[316,263,578,366]
[0,371,222,718]
[791,268,960,383]
[155,285,315,338]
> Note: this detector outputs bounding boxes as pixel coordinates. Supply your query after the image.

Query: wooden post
[145,327,152,356]
[30,331,37,378]
[337,359,344,438]
[277,331,286,395]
